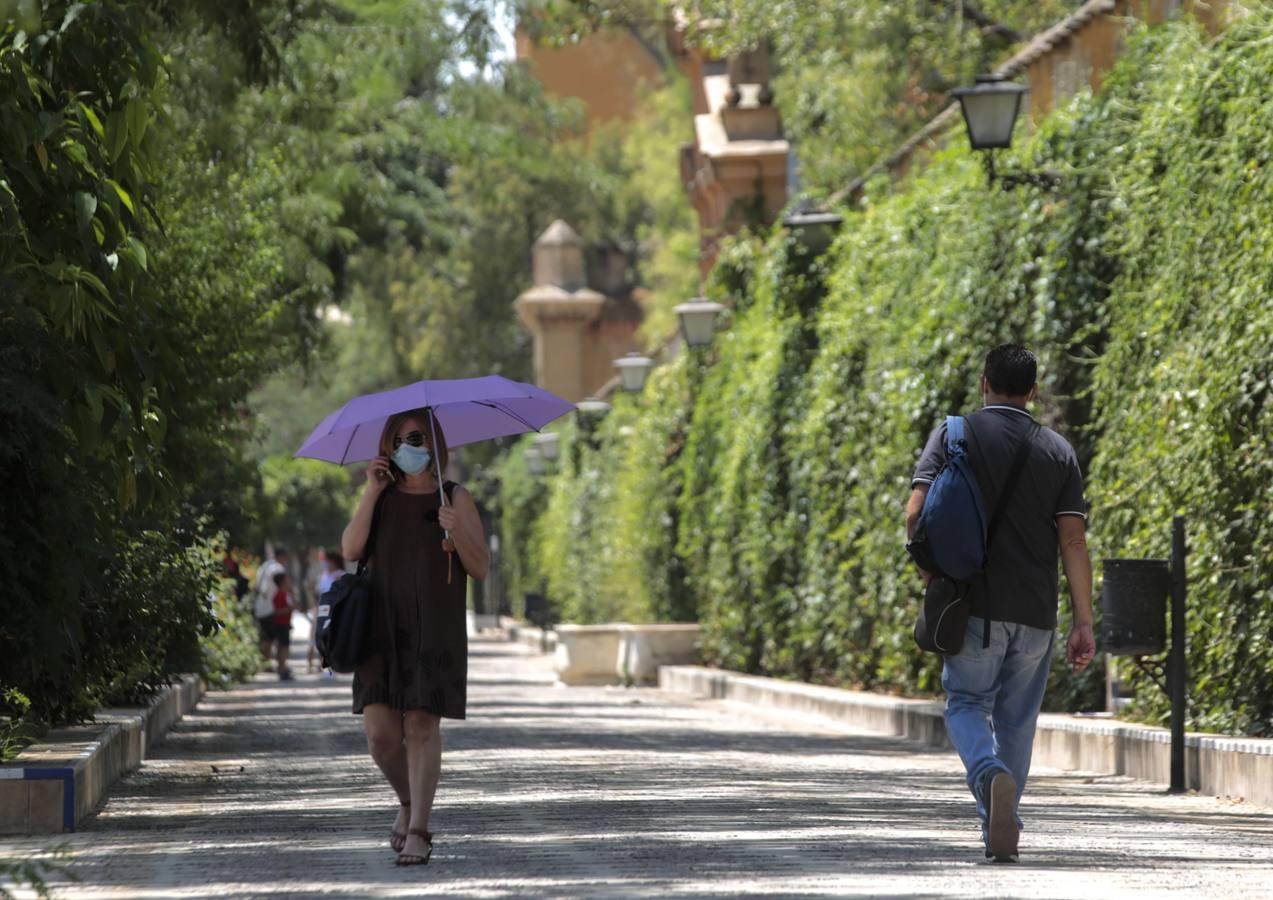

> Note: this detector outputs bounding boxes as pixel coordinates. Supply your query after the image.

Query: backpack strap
[968,417,1041,647]
[984,421,1041,548]
[944,415,965,457]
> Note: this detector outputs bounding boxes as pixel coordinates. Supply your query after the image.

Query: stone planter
[554,624,624,685]
[554,623,701,686]
[619,624,701,685]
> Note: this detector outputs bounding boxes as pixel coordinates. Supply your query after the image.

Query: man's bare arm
[906,485,929,540]
[1058,514,1095,672]
[906,485,931,584]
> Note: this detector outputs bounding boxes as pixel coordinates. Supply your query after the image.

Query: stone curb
[0,674,205,834]
[659,665,1273,808]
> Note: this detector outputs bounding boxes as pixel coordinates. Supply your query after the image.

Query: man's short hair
[984,344,1038,397]
[274,547,289,560]
[273,571,287,587]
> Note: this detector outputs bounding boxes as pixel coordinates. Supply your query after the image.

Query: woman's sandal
[395,828,433,866]
[389,803,410,853]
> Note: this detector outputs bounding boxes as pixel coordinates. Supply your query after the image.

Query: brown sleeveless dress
[351,483,468,719]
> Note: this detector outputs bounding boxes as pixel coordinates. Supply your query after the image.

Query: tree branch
[930,0,1025,44]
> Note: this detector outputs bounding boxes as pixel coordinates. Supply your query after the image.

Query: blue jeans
[942,618,1055,832]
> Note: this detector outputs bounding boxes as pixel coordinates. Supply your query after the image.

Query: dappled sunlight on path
[4,639,1272,898]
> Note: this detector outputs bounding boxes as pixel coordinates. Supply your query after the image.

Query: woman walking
[340,408,489,866]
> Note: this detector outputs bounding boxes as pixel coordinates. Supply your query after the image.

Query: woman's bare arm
[342,459,390,561]
[438,485,489,580]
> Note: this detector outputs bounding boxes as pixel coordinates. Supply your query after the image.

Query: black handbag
[913,575,971,654]
[316,491,387,673]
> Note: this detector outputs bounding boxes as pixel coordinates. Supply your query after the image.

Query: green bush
[489,436,552,618]
[1080,19,1273,734]
[496,355,700,626]
[0,2,328,733]
[201,571,265,691]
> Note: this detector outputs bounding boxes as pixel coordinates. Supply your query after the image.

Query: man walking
[906,344,1095,862]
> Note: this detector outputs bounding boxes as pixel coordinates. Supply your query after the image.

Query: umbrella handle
[428,408,455,584]
[427,408,449,518]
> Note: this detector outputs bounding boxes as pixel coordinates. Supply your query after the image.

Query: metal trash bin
[523,592,552,630]
[1101,558,1170,656]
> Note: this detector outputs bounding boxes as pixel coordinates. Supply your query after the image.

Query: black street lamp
[673,296,724,349]
[524,445,546,477]
[532,431,560,463]
[951,75,1060,191]
[782,209,844,255]
[613,352,656,392]
[575,396,612,433]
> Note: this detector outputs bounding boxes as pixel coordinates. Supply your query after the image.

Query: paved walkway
[5,636,1273,898]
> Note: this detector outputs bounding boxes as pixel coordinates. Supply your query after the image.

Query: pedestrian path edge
[658,665,1273,807]
[0,674,204,834]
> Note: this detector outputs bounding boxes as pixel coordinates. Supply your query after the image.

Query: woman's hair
[378,407,449,476]
[272,571,288,587]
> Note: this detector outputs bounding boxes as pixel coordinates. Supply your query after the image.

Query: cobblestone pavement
[5,635,1273,899]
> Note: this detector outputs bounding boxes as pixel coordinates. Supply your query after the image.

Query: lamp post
[673,296,724,348]
[524,445,546,477]
[613,352,656,392]
[532,431,560,463]
[950,74,1060,191]
[575,397,612,437]
[573,397,611,465]
[782,209,844,256]
[576,396,612,418]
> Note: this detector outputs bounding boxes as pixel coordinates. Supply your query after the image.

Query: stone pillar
[677,37,789,274]
[515,221,608,404]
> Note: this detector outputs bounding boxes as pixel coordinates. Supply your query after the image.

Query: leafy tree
[259,457,353,550]
[2,0,324,730]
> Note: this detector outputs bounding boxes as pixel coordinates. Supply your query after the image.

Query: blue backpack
[909,417,988,582]
[907,415,1039,653]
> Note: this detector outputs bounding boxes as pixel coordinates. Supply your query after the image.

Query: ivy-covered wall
[494,15,1273,736]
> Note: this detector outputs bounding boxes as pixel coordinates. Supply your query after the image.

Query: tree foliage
[1,0,700,739]
[523,0,1085,194]
[247,11,698,473]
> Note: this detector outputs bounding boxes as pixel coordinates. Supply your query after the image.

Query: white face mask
[393,443,432,475]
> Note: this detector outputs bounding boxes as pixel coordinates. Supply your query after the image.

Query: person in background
[254,548,289,670]
[223,551,250,603]
[311,550,345,673]
[271,571,297,682]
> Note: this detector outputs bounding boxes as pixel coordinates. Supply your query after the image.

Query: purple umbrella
[294,375,574,465]
[296,376,573,581]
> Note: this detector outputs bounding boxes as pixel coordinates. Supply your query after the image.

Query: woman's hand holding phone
[368,455,395,492]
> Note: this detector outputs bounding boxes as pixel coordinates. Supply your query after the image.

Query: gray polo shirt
[912,405,1087,630]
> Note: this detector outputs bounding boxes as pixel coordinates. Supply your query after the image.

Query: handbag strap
[981,418,1041,549]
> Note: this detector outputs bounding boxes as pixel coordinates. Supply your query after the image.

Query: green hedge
[523,354,698,625]
[496,14,1273,735]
